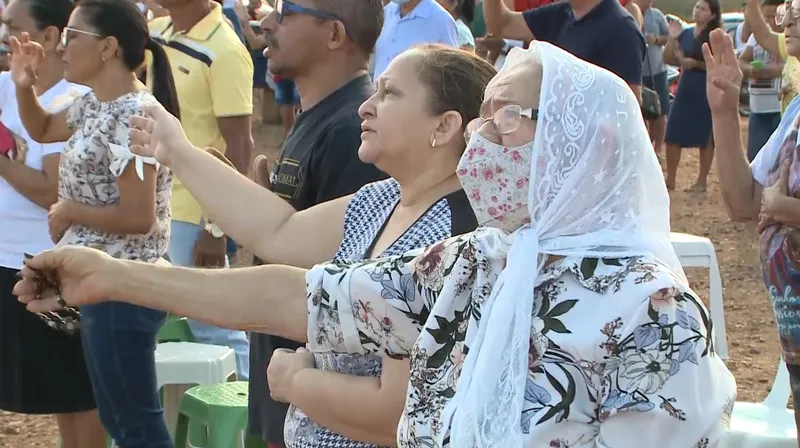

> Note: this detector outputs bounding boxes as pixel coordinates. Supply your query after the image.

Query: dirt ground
[0,114,781,446]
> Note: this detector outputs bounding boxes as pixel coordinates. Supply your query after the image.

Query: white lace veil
[444,42,687,446]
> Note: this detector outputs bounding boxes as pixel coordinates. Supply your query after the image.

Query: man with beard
[251,1,387,446]
[147,0,254,380]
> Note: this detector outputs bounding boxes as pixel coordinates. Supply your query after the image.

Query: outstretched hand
[13,246,118,314]
[129,103,193,168]
[8,33,44,89]
[703,28,743,116]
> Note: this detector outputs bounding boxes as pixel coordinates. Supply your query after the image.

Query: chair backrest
[763,359,792,409]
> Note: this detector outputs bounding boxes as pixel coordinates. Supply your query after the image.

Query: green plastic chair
[174,381,260,448]
[157,315,194,343]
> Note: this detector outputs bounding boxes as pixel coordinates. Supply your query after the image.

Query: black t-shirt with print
[248,74,387,445]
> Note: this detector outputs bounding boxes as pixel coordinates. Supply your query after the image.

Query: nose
[358,93,377,120]
[475,120,503,145]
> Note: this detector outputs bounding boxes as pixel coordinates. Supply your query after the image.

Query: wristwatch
[204,221,224,239]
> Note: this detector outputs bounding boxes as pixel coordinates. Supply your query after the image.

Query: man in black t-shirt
[483,0,645,102]
[249,1,387,446]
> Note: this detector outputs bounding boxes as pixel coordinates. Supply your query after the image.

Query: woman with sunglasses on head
[0,0,104,447]
[8,0,179,446]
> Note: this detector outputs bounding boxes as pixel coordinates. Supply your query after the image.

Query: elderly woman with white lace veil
[14,41,735,447]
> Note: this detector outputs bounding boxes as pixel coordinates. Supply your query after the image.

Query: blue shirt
[373,0,460,79]
[642,8,669,76]
[522,0,645,85]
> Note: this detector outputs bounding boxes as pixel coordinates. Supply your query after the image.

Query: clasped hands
[267,347,314,403]
[758,160,793,233]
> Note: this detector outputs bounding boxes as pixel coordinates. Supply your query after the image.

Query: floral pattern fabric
[306,229,736,447]
[285,180,476,447]
[58,90,171,262]
[758,105,800,363]
[456,135,531,232]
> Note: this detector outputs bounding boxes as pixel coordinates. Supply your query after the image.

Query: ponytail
[145,37,181,120]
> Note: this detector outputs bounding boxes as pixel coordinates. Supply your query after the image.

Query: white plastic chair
[724,359,797,447]
[155,342,237,437]
[670,232,728,360]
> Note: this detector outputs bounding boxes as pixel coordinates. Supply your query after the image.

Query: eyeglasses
[275,0,353,40]
[777,2,800,25]
[465,105,538,141]
[60,27,102,48]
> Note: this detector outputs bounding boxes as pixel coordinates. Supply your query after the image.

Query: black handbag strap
[645,42,658,87]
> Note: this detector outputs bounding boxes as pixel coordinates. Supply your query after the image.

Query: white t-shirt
[746,34,783,114]
[751,95,800,184]
[734,22,748,56]
[0,73,88,269]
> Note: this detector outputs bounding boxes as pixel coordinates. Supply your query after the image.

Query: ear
[432,110,464,149]
[40,26,61,53]
[326,20,347,51]
[99,35,119,62]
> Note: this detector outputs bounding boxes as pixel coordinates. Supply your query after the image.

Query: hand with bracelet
[196,148,236,268]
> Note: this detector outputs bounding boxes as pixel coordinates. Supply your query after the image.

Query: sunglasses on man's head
[274,0,353,39]
[60,27,102,48]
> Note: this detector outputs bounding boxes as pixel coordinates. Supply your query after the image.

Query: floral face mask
[456,132,533,233]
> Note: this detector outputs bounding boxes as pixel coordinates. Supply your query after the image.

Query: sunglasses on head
[60,27,102,48]
[777,2,800,25]
[274,0,353,40]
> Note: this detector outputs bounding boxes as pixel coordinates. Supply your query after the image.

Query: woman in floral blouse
[8,0,180,446]
[16,42,736,447]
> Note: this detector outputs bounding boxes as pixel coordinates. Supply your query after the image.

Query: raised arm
[484,0,535,42]
[16,246,310,342]
[233,2,269,50]
[129,104,352,268]
[9,35,73,144]
[241,20,268,50]
[663,25,682,66]
[744,0,781,57]
[705,29,762,221]
[168,143,349,267]
[15,87,72,144]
